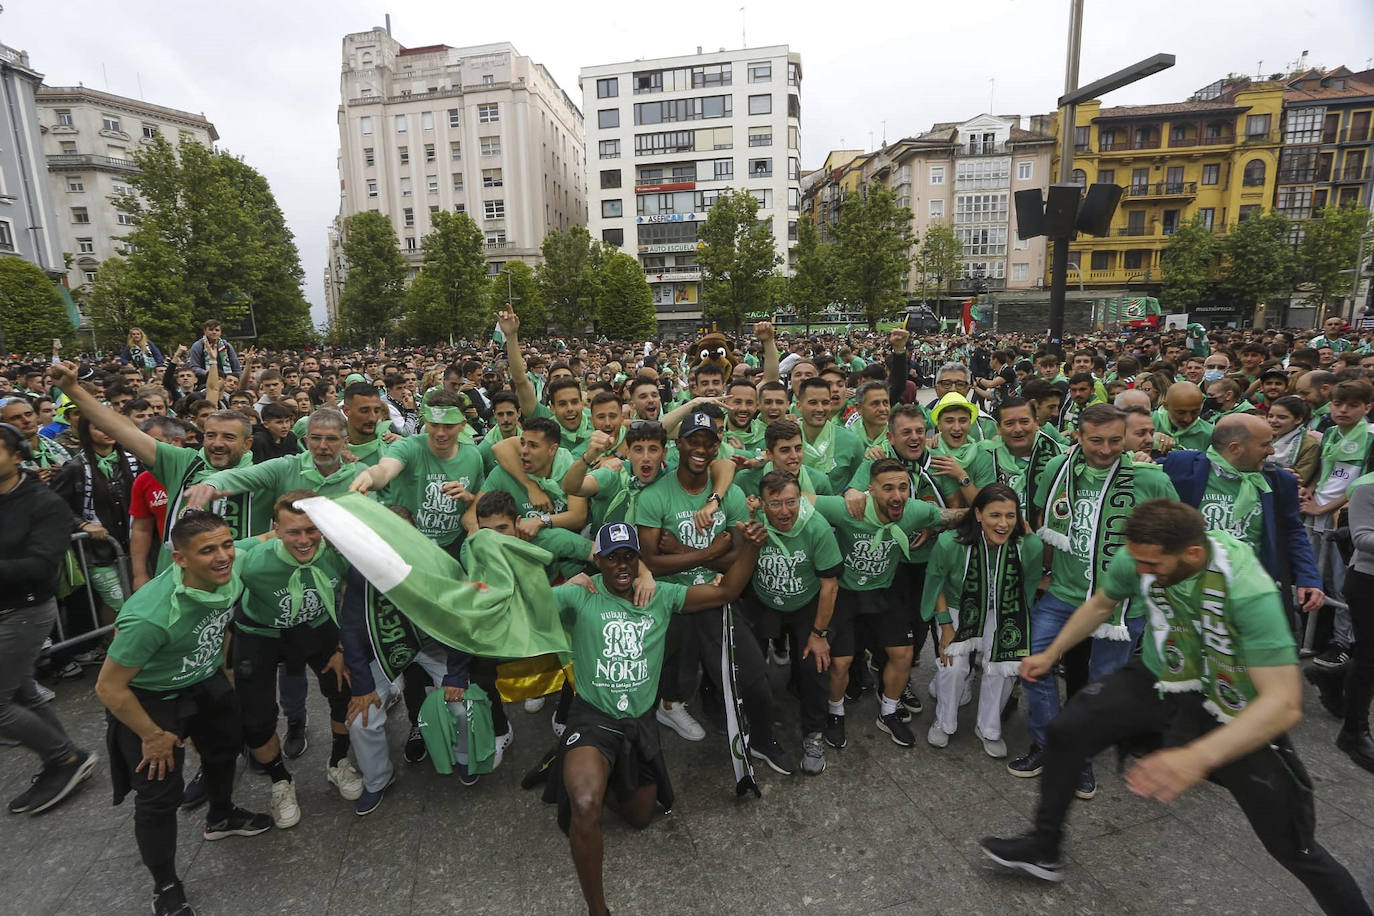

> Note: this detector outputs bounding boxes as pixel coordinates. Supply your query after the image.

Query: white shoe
[524,696,546,712]
[927,723,950,748]
[327,759,364,801]
[769,642,790,667]
[551,711,566,738]
[975,728,1008,759]
[655,702,706,741]
[269,779,301,829]
[492,725,514,769]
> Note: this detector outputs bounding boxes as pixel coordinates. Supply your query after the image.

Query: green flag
[294,494,569,660]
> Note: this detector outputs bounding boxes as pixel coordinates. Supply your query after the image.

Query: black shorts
[231,619,347,747]
[830,587,914,658]
[561,696,663,797]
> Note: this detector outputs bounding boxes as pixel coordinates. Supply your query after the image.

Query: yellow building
[1050,78,1285,292]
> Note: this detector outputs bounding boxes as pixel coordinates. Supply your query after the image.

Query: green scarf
[298,451,350,488]
[989,432,1062,521]
[1038,449,1135,638]
[952,534,1031,675]
[932,435,979,469]
[271,538,337,624]
[1153,407,1201,441]
[801,420,838,471]
[603,467,662,524]
[168,562,243,627]
[347,420,392,462]
[762,496,816,554]
[1319,422,1372,484]
[726,417,767,451]
[364,582,424,683]
[862,497,910,563]
[1205,446,1270,520]
[94,449,121,480]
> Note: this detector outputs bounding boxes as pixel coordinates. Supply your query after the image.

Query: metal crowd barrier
[43,531,131,655]
[1303,526,1348,655]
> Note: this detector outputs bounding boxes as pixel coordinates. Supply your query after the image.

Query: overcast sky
[6,0,1372,326]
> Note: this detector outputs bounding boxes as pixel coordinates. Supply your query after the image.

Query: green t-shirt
[382,434,486,546]
[235,538,348,637]
[734,462,833,498]
[344,421,394,468]
[462,526,591,583]
[801,422,865,493]
[846,451,947,564]
[203,450,364,503]
[813,495,941,591]
[1197,467,1264,549]
[479,448,575,519]
[475,426,518,476]
[634,474,749,586]
[1152,409,1214,452]
[751,509,843,611]
[530,404,595,454]
[107,562,241,693]
[1101,538,1297,681]
[929,439,996,501]
[587,465,623,530]
[554,576,688,717]
[723,418,767,453]
[151,441,266,551]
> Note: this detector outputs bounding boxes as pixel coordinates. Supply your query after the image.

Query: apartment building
[1276,66,1374,229]
[37,86,217,291]
[333,29,586,302]
[580,46,803,335]
[0,43,62,277]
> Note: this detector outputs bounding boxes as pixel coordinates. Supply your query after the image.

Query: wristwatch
[706,493,722,506]
[537,512,552,528]
[958,476,972,487]
[811,626,831,639]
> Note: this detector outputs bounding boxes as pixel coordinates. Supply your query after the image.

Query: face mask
[1204,369,1224,382]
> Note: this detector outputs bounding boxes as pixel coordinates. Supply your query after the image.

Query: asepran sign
[636,213,700,224]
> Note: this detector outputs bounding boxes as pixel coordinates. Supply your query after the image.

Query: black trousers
[661,605,775,748]
[1345,569,1374,737]
[1033,659,1370,916]
[468,657,510,736]
[231,622,349,749]
[742,593,829,737]
[107,672,241,883]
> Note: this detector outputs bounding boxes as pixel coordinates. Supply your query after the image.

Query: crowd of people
[1,310,1372,916]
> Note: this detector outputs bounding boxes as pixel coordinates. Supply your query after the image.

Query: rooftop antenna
[881,120,887,146]
[385,13,391,36]
[740,6,745,47]
[1256,60,1263,79]
[136,71,144,100]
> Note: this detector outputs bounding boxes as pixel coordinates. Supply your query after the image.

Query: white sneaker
[769,642,790,667]
[655,701,706,741]
[975,727,1008,759]
[551,711,566,738]
[492,725,514,769]
[327,760,364,801]
[269,779,301,829]
[524,696,546,712]
[927,723,950,748]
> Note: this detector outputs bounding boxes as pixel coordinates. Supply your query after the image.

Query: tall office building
[0,43,62,277]
[580,46,803,335]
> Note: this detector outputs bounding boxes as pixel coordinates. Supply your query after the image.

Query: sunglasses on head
[628,420,663,433]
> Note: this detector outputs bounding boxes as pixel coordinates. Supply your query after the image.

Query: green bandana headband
[271,537,336,624]
[425,405,466,425]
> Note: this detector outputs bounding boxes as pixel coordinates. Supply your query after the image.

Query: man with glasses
[929,364,997,441]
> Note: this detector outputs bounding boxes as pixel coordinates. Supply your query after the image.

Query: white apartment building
[0,44,62,278]
[580,46,803,334]
[333,29,586,309]
[37,86,217,291]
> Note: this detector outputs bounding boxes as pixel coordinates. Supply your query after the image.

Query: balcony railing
[1117,226,1154,236]
[1167,133,1234,148]
[1242,176,1267,187]
[1336,126,1372,144]
[46,153,139,172]
[1122,180,1197,198]
[1337,166,1372,182]
[957,141,1009,157]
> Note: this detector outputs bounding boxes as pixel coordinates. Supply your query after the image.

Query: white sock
[828,699,845,716]
[879,694,899,716]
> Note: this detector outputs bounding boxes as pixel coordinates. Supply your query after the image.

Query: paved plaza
[2,655,1371,916]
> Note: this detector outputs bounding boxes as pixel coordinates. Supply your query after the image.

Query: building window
[141,123,158,140]
[485,230,506,248]
[1200,163,1219,185]
[1238,204,1261,221]
[1011,262,1029,282]
[116,212,133,226]
[1017,160,1033,181]
[602,199,623,218]
[635,129,697,156]
[360,87,373,98]
[422,111,435,131]
[424,144,436,163]
[361,116,373,135]
[929,166,945,185]
[748,127,772,147]
[405,236,417,251]
[403,207,415,227]
[448,108,461,128]
[599,109,620,129]
[1284,107,1324,144]
[367,179,378,197]
[429,205,440,214]
[102,114,121,132]
[67,177,85,193]
[789,157,800,181]
[748,61,772,83]
[599,139,620,159]
[484,199,506,220]
[1097,168,1115,185]
[1242,159,1266,187]
[748,94,772,115]
[76,237,95,254]
[1245,114,1271,138]
[452,173,464,191]
[454,203,466,213]
[395,114,407,133]
[483,168,503,188]
[480,136,501,156]
[364,147,375,167]
[1197,208,1215,230]
[56,109,73,126]
[749,158,773,177]
[602,227,624,246]
[788,188,799,211]
[1073,126,1090,149]
[788,219,798,241]
[600,169,621,189]
[487,261,504,277]
[399,146,410,164]
[426,175,439,194]
[714,159,734,180]
[1071,168,1087,186]
[71,207,90,224]
[482,74,495,86]
[83,269,97,284]
[400,177,412,196]
[450,142,462,161]
[633,95,732,125]
[929,199,945,218]
[596,77,619,98]
[478,103,500,123]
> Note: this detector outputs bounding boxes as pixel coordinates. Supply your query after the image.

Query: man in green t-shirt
[1154,381,1214,451]
[466,416,587,538]
[796,377,864,493]
[340,381,398,467]
[475,391,523,475]
[843,380,891,452]
[555,519,765,916]
[95,510,271,916]
[723,377,766,452]
[982,501,1370,916]
[928,391,997,505]
[734,418,834,497]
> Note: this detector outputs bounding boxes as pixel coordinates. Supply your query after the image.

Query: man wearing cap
[928,391,996,506]
[555,519,767,916]
[636,411,791,771]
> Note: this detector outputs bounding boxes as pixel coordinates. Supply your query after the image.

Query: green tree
[829,184,914,328]
[912,225,962,309]
[491,259,546,333]
[0,259,73,355]
[697,188,780,332]
[404,211,489,344]
[787,218,835,331]
[1160,215,1218,310]
[338,211,408,345]
[537,227,606,334]
[595,252,657,339]
[1218,210,1296,321]
[1301,205,1371,313]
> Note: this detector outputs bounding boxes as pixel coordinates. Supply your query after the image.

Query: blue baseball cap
[679,411,720,440]
[595,522,641,557]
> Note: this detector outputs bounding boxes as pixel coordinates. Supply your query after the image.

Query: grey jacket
[1350,479,1374,576]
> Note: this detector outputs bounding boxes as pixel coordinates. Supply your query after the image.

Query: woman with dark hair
[921,483,1043,758]
[1265,395,1321,489]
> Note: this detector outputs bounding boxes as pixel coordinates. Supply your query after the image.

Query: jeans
[1345,569,1374,737]
[1309,528,1353,648]
[349,647,466,792]
[1024,592,1145,746]
[278,663,308,724]
[0,599,75,768]
[1031,659,1370,916]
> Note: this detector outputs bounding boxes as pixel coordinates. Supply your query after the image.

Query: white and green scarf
[1319,422,1372,483]
[950,534,1031,676]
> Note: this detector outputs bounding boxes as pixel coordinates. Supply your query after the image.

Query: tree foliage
[403,211,489,344]
[491,259,546,333]
[595,252,657,340]
[1300,205,1371,311]
[911,225,962,305]
[0,259,74,355]
[697,188,780,333]
[1218,211,1296,318]
[787,217,835,331]
[829,183,914,328]
[1160,215,1218,310]
[337,211,408,346]
[537,227,608,334]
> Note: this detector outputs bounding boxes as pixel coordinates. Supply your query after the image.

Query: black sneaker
[519,747,557,790]
[1007,743,1045,778]
[1312,646,1352,670]
[899,687,924,715]
[1075,765,1097,800]
[1304,666,1346,719]
[456,760,480,787]
[980,833,1064,883]
[203,806,272,840]
[1335,731,1374,774]
[876,711,915,747]
[152,880,195,916]
[749,738,796,775]
[8,772,43,814]
[404,725,428,764]
[27,750,98,815]
[179,768,208,810]
[282,719,308,759]
[823,714,847,749]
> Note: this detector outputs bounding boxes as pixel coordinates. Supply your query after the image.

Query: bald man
[1159,413,1323,613]
[1153,381,1213,451]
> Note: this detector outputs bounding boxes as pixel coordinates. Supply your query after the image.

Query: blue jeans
[278,663,309,724]
[1024,592,1145,746]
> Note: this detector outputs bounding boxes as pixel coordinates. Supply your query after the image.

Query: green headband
[425,404,466,425]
